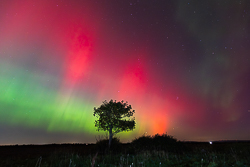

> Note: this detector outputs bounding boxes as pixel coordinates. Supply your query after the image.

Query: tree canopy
[93,99,136,147]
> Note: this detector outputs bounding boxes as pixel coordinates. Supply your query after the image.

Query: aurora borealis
[0,0,250,145]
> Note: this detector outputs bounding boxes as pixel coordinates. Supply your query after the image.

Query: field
[0,140,250,167]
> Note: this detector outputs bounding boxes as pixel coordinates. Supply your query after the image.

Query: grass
[2,149,249,167]
[0,134,249,166]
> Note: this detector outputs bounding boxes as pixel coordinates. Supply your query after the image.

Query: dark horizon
[1,138,250,147]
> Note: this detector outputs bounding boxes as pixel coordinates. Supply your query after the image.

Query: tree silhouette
[93,99,136,148]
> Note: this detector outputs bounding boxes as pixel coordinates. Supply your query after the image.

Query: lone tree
[93,99,136,147]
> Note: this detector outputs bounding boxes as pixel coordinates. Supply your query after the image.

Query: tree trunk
[108,125,113,148]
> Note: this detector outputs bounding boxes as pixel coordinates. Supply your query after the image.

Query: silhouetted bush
[154,133,185,152]
[95,137,122,154]
[131,135,153,151]
[131,133,182,153]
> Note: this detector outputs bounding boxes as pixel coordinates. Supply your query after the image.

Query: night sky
[0,0,250,145]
